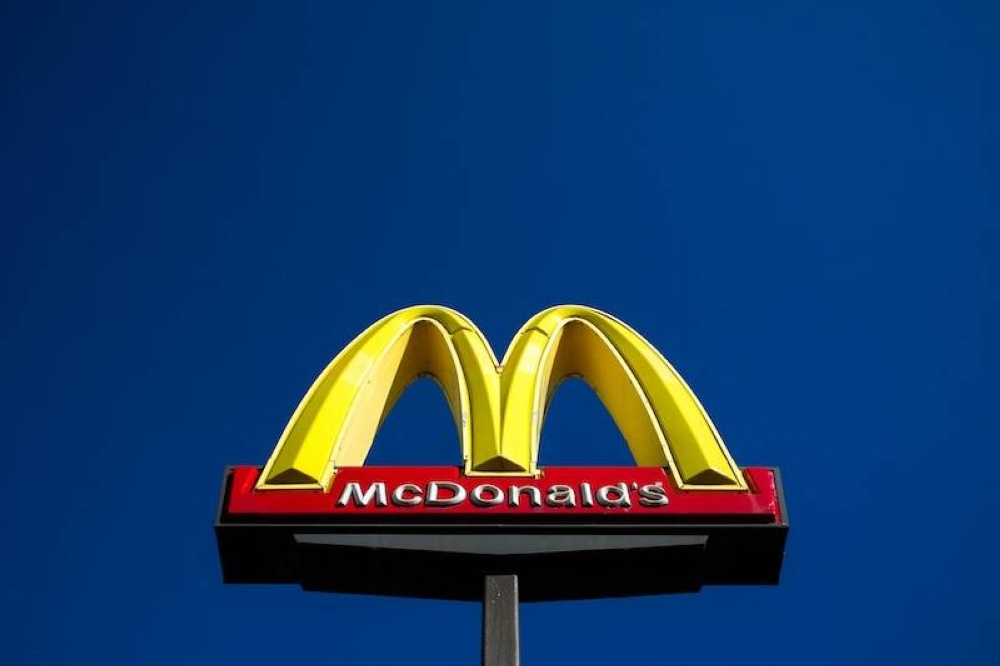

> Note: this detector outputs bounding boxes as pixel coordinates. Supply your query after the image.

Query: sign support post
[483,574,519,666]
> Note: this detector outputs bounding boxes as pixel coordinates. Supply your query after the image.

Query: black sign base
[218,522,784,600]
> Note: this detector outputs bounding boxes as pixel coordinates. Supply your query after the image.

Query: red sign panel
[225,465,783,523]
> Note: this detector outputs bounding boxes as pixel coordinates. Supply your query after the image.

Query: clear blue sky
[2,2,997,664]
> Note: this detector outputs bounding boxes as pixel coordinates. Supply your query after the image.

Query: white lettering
[391,483,423,506]
[509,485,543,508]
[637,482,669,507]
[426,481,467,507]
[546,484,577,507]
[335,478,665,510]
[596,483,632,508]
[470,484,505,507]
[336,481,388,508]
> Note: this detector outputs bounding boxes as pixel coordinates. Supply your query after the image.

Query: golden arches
[256,307,502,490]
[256,306,746,491]
[499,307,744,488]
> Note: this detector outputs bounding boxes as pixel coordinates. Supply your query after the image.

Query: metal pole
[482,574,519,666]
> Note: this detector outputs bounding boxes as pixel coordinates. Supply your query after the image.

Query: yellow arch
[500,306,745,489]
[256,305,746,491]
[256,306,504,490]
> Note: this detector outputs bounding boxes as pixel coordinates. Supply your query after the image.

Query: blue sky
[2,2,997,664]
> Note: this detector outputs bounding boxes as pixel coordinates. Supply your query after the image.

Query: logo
[258,305,745,490]
[216,306,787,601]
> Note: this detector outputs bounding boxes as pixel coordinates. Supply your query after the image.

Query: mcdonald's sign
[216,306,787,601]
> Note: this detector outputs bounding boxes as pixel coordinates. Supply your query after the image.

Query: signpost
[216,306,788,664]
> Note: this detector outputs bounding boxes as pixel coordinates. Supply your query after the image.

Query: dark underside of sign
[215,467,788,601]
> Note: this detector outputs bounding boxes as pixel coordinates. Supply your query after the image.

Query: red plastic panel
[225,466,782,523]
